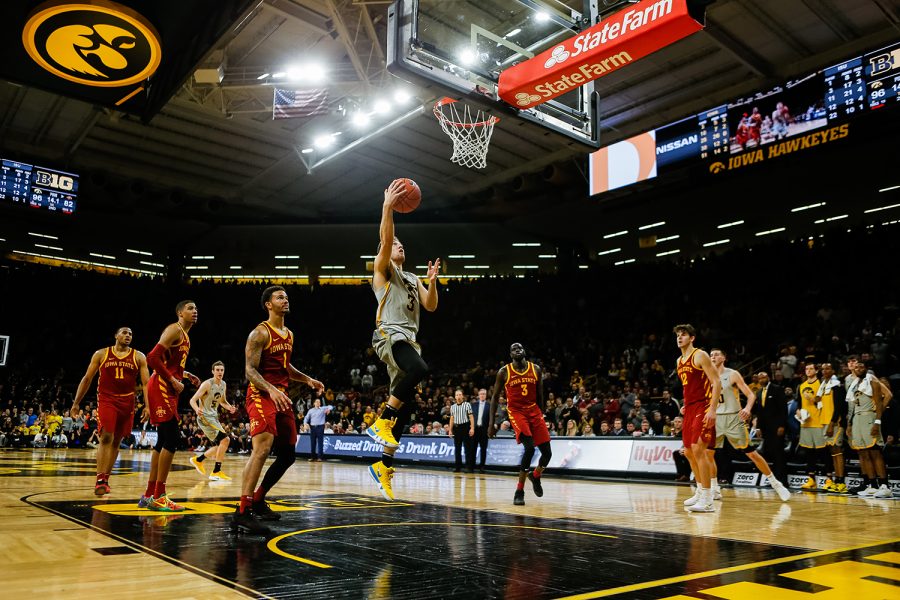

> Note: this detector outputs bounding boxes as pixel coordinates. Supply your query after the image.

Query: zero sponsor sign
[498,0,704,109]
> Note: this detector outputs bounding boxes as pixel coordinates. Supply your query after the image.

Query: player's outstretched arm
[374,180,405,289]
[135,351,151,418]
[71,350,103,417]
[733,371,756,420]
[218,384,237,413]
[418,259,440,312]
[188,380,211,414]
[245,326,291,411]
[488,368,506,438]
[288,364,324,396]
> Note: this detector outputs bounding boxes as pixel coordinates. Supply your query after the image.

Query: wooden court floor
[2,448,898,599]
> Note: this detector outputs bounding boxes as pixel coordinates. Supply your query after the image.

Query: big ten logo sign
[869,46,900,77]
[34,170,75,191]
[589,131,657,195]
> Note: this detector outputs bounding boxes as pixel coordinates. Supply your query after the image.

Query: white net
[433,98,499,170]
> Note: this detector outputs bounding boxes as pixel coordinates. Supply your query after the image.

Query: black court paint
[27,492,895,600]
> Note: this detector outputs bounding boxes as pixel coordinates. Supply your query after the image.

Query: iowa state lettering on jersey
[99,349,137,396]
[506,363,538,408]
[678,350,712,406]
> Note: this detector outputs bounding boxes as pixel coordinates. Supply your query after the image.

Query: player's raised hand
[170,378,185,394]
[383,179,406,209]
[186,372,201,387]
[307,378,325,396]
[426,258,441,282]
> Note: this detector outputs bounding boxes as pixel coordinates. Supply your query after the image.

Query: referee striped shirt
[450,401,473,427]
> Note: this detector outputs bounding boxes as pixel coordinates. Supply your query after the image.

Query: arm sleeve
[147,344,174,382]
[832,387,847,425]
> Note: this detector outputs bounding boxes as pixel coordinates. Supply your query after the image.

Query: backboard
[387,0,602,150]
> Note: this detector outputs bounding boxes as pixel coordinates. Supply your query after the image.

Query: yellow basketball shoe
[821,478,836,492]
[833,482,849,494]
[800,476,817,490]
[368,461,395,501]
[209,471,232,481]
[366,417,399,448]
[189,456,206,476]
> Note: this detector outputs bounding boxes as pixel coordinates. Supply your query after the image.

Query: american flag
[272,88,330,119]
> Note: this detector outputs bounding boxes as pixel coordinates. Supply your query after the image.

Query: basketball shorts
[848,412,883,450]
[147,373,178,425]
[714,412,749,450]
[198,413,226,441]
[97,393,135,439]
[372,329,421,392]
[823,424,844,447]
[799,427,826,449]
[508,405,550,446]
[246,384,297,446]
[683,402,715,448]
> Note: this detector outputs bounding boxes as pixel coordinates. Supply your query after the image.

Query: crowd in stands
[1,229,898,478]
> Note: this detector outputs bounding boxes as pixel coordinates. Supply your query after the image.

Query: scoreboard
[0,158,78,214]
[590,39,900,195]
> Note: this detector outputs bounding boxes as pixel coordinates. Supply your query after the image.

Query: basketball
[392,178,421,213]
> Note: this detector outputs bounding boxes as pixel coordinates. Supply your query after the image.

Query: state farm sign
[498,0,705,109]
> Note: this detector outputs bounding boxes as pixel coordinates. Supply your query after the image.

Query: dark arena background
[2,1,900,598]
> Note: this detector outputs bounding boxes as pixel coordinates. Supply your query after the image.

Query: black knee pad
[214,431,228,444]
[275,443,296,467]
[155,420,178,453]
[520,435,536,470]
[537,441,552,467]
[741,446,757,455]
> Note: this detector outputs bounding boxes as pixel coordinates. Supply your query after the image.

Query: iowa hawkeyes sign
[22,1,162,89]
[0,0,257,119]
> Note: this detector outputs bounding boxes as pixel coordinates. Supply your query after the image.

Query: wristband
[873,419,881,425]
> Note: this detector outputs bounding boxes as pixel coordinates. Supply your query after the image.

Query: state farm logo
[544,45,570,68]
[514,92,541,106]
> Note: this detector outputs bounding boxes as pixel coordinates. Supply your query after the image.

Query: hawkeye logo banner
[22,0,161,89]
[498,0,703,109]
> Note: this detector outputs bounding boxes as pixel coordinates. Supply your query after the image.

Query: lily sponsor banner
[498,0,704,109]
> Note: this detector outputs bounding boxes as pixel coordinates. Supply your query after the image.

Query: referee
[449,388,474,473]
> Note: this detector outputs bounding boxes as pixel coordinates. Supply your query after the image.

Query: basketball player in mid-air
[189,361,237,481]
[139,301,201,512]
[71,327,150,495]
[489,343,552,505]
[674,324,721,513]
[366,179,440,500]
[234,286,324,534]
[707,349,791,502]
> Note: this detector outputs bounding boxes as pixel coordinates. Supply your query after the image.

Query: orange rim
[433,97,499,128]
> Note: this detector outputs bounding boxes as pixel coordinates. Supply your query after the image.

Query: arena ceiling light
[301,148,314,154]
[702,239,730,247]
[447,254,475,258]
[126,248,152,256]
[314,134,336,149]
[360,254,376,259]
[373,99,391,114]
[535,11,551,22]
[140,260,165,268]
[513,265,539,269]
[638,221,665,230]
[257,72,270,80]
[656,235,680,243]
[393,89,413,104]
[578,265,589,269]
[512,242,540,247]
[229,265,241,269]
[351,112,370,127]
[597,248,621,256]
[34,243,63,251]
[790,202,826,212]
[286,63,326,83]
[464,265,489,269]
[864,203,900,213]
[657,249,680,257]
[603,230,628,239]
[28,232,58,240]
[89,252,115,260]
[755,227,786,237]
[878,185,900,193]
[185,265,207,270]
[191,255,214,259]
[505,28,522,38]
[458,47,478,66]
[814,215,848,224]
[538,254,557,258]
[614,258,636,266]
[275,255,299,259]
[321,265,345,269]
[275,265,300,269]
[717,220,744,229]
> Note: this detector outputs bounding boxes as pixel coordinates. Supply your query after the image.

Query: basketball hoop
[433,97,499,170]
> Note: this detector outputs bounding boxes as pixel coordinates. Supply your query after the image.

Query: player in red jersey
[138,300,201,512]
[234,286,324,535]
[71,327,150,495]
[674,324,721,513]
[489,343,552,506]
